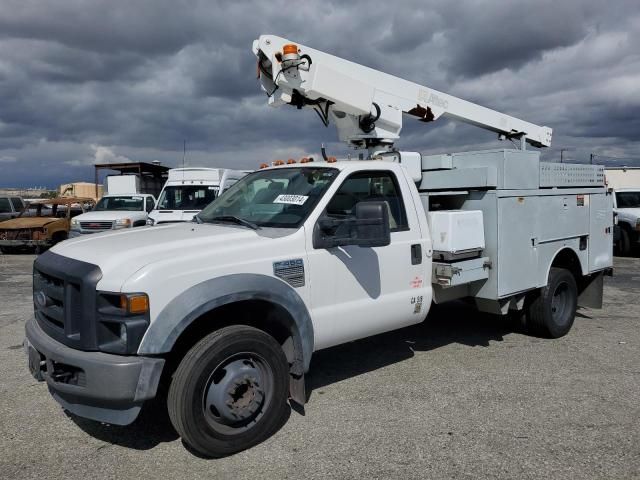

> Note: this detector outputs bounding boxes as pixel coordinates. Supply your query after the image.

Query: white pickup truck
[605,167,640,255]
[612,189,640,254]
[23,36,613,458]
[69,194,156,237]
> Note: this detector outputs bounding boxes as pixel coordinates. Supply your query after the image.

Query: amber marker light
[120,294,149,314]
[282,44,299,56]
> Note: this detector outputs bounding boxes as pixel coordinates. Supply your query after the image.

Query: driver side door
[306,169,430,351]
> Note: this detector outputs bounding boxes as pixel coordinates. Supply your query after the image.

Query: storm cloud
[0,0,639,187]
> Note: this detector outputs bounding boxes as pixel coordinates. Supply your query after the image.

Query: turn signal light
[119,294,149,314]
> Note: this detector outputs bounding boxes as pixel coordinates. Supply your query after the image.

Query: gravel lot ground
[0,253,638,479]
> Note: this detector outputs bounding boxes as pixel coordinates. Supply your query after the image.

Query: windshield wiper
[206,215,260,230]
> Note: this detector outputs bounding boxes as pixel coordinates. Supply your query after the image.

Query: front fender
[138,274,314,373]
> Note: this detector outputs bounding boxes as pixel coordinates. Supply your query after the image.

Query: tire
[0,246,20,254]
[525,267,578,338]
[51,232,68,245]
[618,227,633,256]
[167,325,290,458]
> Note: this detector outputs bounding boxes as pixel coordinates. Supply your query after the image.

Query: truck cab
[0,196,26,221]
[147,167,249,225]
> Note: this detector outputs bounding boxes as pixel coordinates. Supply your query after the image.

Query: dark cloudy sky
[1,0,639,187]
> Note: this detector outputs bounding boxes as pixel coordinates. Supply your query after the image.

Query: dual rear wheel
[522,267,578,338]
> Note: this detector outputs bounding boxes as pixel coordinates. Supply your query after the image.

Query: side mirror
[313,201,391,249]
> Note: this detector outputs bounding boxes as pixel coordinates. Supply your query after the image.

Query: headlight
[96,292,150,354]
[114,218,132,229]
[146,217,155,226]
[70,218,80,230]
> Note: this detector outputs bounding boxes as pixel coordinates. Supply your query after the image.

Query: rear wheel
[525,267,578,338]
[168,325,290,457]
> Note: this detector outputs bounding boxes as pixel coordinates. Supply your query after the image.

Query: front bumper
[68,230,102,238]
[25,317,164,425]
[0,239,52,247]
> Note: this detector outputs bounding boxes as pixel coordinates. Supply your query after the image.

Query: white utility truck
[147,167,249,225]
[69,176,156,237]
[25,35,613,458]
[605,167,640,255]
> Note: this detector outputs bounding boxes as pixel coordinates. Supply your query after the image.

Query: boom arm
[253,35,552,151]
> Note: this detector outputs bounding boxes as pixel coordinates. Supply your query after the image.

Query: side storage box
[427,210,485,259]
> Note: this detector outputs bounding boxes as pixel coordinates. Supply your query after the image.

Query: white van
[147,168,249,225]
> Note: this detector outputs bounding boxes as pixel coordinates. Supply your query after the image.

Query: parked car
[0,197,95,253]
[0,196,26,221]
[69,194,156,237]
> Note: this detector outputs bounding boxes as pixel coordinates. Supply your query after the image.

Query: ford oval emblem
[35,291,48,308]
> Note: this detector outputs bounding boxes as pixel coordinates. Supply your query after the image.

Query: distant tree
[39,191,58,199]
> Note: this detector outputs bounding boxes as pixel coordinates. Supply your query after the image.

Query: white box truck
[24,36,613,458]
[147,167,249,225]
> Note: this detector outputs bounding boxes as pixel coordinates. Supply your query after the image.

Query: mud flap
[289,373,306,407]
[578,271,605,309]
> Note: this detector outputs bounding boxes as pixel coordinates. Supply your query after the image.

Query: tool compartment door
[588,193,613,272]
[497,196,539,296]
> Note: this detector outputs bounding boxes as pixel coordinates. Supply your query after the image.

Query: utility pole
[590,153,594,164]
[560,149,566,163]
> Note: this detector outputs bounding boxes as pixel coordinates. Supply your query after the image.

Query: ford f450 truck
[24,36,613,457]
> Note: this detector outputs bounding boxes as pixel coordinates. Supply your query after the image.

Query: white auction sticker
[273,194,309,205]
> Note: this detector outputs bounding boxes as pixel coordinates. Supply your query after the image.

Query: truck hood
[615,207,640,217]
[73,210,147,222]
[51,222,279,290]
[0,217,60,229]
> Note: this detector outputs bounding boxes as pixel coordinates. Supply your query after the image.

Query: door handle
[411,244,422,265]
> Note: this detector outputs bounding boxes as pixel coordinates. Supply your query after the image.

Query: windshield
[94,196,144,211]
[157,185,218,210]
[616,191,640,208]
[198,167,339,228]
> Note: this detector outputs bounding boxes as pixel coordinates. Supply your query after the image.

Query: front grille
[0,229,39,240]
[79,221,113,231]
[34,270,74,333]
[32,251,102,350]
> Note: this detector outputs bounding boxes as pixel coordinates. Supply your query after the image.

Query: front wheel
[167,325,290,457]
[617,228,631,256]
[524,267,578,338]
